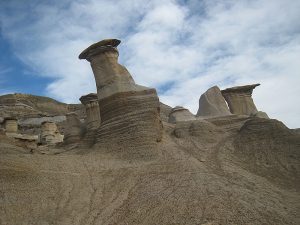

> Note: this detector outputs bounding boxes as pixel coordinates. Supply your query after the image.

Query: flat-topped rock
[221,84,260,115]
[168,106,195,124]
[197,86,231,117]
[79,39,121,60]
[3,117,18,133]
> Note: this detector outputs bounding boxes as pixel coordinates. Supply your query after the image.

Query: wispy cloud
[0,0,299,128]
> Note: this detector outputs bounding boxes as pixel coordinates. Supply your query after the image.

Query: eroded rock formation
[197,86,231,117]
[3,117,18,133]
[79,93,101,147]
[40,121,63,145]
[79,39,162,152]
[63,113,83,145]
[168,106,195,124]
[221,84,260,115]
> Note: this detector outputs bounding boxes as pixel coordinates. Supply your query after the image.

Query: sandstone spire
[79,39,162,153]
[221,84,260,115]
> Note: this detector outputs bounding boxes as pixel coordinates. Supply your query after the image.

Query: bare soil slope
[1,117,299,225]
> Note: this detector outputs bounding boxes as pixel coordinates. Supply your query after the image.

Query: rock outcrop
[3,117,18,133]
[39,121,63,145]
[63,113,83,145]
[251,111,269,119]
[197,86,231,117]
[234,118,300,187]
[221,84,260,115]
[79,93,101,147]
[79,39,162,153]
[168,106,195,124]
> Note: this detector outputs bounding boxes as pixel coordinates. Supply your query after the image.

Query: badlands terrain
[0,39,299,225]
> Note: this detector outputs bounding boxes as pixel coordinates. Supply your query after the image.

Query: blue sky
[0,0,299,128]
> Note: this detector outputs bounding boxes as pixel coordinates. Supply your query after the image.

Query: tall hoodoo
[221,84,260,115]
[79,39,162,150]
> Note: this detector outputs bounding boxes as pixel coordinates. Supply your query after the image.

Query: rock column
[79,93,101,147]
[79,39,162,153]
[63,113,83,145]
[221,84,260,115]
[4,117,18,133]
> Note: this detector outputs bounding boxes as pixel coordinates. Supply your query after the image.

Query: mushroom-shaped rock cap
[79,93,98,105]
[221,84,260,94]
[79,39,121,60]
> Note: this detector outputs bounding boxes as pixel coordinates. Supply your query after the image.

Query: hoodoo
[79,39,162,151]
[79,93,101,147]
[221,84,260,115]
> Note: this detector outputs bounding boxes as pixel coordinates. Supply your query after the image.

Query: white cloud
[0,0,299,128]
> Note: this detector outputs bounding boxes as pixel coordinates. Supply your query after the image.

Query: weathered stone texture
[4,118,18,133]
[221,84,260,115]
[79,39,163,150]
[63,113,83,144]
[40,121,63,145]
[168,106,195,124]
[79,93,101,147]
[197,86,231,117]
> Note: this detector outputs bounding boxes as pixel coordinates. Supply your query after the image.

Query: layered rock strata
[79,93,101,147]
[221,84,260,115]
[40,121,63,145]
[79,39,162,150]
[3,117,18,133]
[197,86,231,117]
[63,113,83,144]
[168,106,195,124]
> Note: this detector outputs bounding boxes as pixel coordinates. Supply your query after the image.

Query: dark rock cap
[79,39,121,60]
[79,93,98,105]
[221,84,260,94]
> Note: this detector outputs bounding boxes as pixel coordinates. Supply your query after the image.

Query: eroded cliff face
[0,39,299,225]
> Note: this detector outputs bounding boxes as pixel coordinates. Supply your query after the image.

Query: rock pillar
[79,39,162,151]
[63,113,83,144]
[79,93,101,147]
[221,84,260,115]
[4,117,18,133]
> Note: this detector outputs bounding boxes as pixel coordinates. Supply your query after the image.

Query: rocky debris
[3,117,18,133]
[234,118,300,187]
[79,93,101,147]
[168,106,195,124]
[197,86,231,117]
[79,38,163,153]
[221,84,260,115]
[63,113,84,145]
[39,121,63,145]
[160,102,172,122]
[251,111,269,119]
